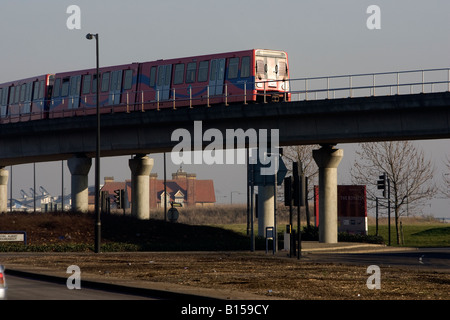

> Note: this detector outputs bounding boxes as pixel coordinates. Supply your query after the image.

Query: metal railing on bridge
[290,67,450,101]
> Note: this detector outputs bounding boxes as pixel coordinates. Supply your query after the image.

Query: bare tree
[282,145,319,197]
[350,141,437,244]
[282,145,320,226]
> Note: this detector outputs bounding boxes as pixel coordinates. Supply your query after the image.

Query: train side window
[2,88,8,106]
[38,81,45,99]
[101,72,110,92]
[25,82,33,102]
[9,87,15,104]
[241,56,250,78]
[70,76,81,96]
[14,85,21,104]
[186,62,197,84]
[61,77,70,97]
[210,60,217,81]
[149,67,156,87]
[110,71,121,91]
[198,61,209,82]
[0,89,5,117]
[53,78,61,97]
[124,69,133,90]
[19,84,26,102]
[227,57,239,79]
[173,63,185,85]
[33,81,40,100]
[92,74,99,93]
[82,75,91,94]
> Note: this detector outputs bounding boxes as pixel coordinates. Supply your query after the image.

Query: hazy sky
[1,1,449,216]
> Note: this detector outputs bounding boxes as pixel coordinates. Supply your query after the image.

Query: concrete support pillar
[68,156,92,213]
[257,185,274,237]
[313,145,343,243]
[0,167,9,213]
[129,154,153,220]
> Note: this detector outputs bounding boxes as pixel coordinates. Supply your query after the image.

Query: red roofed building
[100,168,216,209]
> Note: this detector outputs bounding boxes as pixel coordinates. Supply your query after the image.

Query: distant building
[99,168,216,209]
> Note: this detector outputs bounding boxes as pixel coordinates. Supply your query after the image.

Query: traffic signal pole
[388,177,391,246]
[377,172,390,246]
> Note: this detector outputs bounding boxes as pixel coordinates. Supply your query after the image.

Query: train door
[156,64,172,100]
[109,70,122,105]
[68,75,81,109]
[209,58,225,96]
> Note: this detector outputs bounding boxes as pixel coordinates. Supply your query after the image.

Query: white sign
[0,233,25,242]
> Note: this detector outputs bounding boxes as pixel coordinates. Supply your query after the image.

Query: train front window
[255,50,288,81]
[256,59,265,80]
[277,61,287,79]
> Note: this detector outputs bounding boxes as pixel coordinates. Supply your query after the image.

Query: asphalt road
[302,247,450,272]
[2,274,155,300]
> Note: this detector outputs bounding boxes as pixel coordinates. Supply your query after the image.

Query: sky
[0,0,449,217]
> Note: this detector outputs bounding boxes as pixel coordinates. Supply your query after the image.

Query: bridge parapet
[289,67,450,102]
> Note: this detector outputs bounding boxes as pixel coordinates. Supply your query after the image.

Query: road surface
[303,247,450,272]
[2,274,155,300]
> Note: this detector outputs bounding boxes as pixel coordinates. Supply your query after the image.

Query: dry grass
[2,251,449,300]
[149,203,315,225]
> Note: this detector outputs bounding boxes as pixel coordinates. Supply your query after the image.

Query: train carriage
[137,49,290,110]
[0,74,53,124]
[50,63,139,118]
[1,49,290,122]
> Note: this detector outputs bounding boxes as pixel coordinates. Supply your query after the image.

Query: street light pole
[86,33,101,253]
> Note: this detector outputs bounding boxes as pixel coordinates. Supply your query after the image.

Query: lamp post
[86,33,101,253]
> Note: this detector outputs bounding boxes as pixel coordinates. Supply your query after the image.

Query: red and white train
[0,49,290,123]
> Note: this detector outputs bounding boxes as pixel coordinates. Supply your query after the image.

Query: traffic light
[284,176,292,206]
[377,174,386,198]
[284,162,306,207]
[113,189,124,209]
[292,162,305,206]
